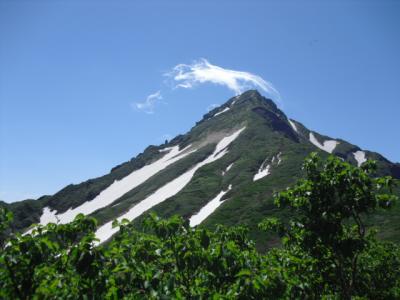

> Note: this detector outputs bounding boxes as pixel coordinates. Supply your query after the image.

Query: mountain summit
[4,90,400,247]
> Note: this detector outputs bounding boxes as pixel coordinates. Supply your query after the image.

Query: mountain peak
[198,89,280,126]
[237,89,262,99]
[230,89,279,112]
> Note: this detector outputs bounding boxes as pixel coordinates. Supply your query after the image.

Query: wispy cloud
[133,90,163,114]
[165,58,280,98]
[133,59,280,114]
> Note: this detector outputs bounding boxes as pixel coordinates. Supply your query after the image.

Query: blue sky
[1,0,399,202]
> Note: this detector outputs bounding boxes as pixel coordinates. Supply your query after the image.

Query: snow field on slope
[37,145,196,226]
[230,95,240,106]
[222,163,234,176]
[95,127,247,243]
[253,152,282,181]
[189,185,232,227]
[309,132,339,154]
[271,152,282,165]
[214,107,230,117]
[39,207,58,225]
[226,163,234,172]
[288,119,298,133]
[253,164,271,181]
[353,150,367,167]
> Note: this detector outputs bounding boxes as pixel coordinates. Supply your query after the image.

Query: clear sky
[1,0,399,202]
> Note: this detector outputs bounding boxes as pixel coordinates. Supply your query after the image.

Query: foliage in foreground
[0,154,399,299]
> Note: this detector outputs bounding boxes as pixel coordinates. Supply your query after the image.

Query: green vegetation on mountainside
[2,90,399,250]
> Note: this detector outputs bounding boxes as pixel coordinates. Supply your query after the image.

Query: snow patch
[37,145,196,226]
[253,152,282,182]
[214,107,230,117]
[222,163,234,176]
[309,132,339,153]
[277,152,282,165]
[288,120,298,133]
[95,127,246,243]
[23,207,58,235]
[231,96,239,106]
[353,150,367,167]
[271,152,282,165]
[159,147,172,152]
[40,207,58,225]
[253,164,271,181]
[189,185,232,227]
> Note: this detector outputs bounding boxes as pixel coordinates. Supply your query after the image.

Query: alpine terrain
[2,90,400,249]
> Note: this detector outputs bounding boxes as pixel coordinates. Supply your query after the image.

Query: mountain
[3,90,400,249]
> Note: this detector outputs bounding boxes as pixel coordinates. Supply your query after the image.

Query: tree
[0,207,13,248]
[260,153,399,299]
[0,212,285,299]
[0,213,104,299]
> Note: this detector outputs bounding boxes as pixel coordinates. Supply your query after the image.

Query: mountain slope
[4,90,400,248]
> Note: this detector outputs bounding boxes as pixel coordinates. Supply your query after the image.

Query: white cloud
[134,59,280,114]
[165,58,280,99]
[133,90,162,114]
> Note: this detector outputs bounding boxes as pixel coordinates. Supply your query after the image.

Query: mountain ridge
[3,90,399,248]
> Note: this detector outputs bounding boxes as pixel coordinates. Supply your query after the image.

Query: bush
[0,154,399,299]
